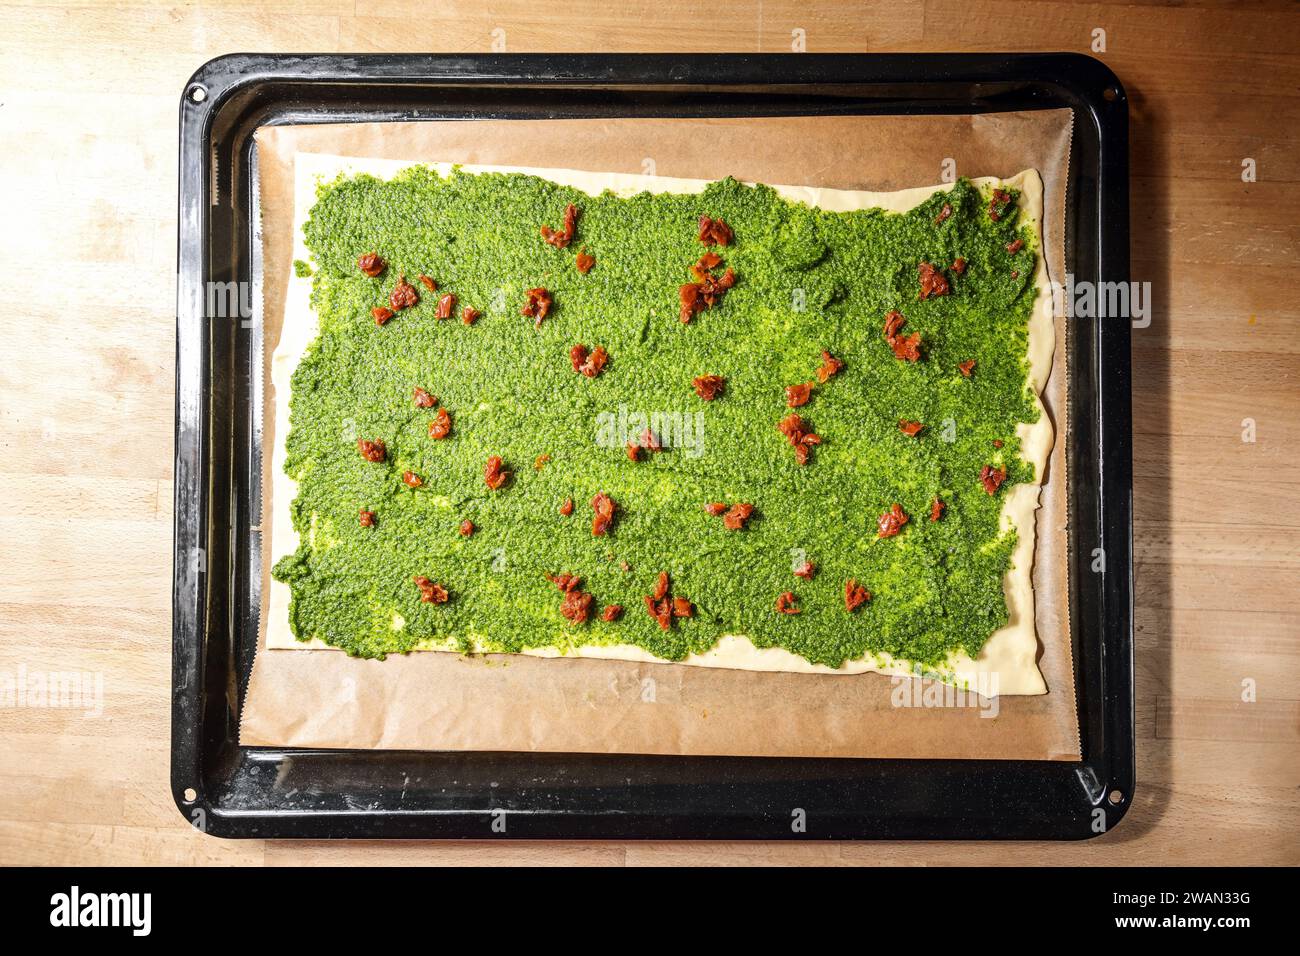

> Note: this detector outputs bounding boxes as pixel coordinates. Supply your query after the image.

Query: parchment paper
[241,111,1079,759]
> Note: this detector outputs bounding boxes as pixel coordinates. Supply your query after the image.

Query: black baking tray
[172,53,1133,840]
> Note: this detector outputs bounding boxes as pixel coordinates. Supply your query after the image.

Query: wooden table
[1,0,1296,866]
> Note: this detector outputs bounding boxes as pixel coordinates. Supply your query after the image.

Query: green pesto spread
[272,168,1039,671]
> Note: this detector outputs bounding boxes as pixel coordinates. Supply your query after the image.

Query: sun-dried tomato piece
[359,509,376,527]
[559,497,574,516]
[692,374,726,401]
[583,346,609,377]
[816,351,844,384]
[723,502,754,531]
[1011,270,1020,279]
[541,203,580,249]
[918,261,950,300]
[547,572,582,592]
[357,438,386,463]
[412,386,437,408]
[591,492,617,536]
[785,383,813,408]
[883,310,906,340]
[390,274,419,311]
[643,571,689,630]
[560,587,594,624]
[958,359,976,378]
[428,408,452,440]
[357,252,386,277]
[698,215,733,246]
[890,332,922,363]
[654,599,673,629]
[626,431,658,462]
[777,413,820,465]
[989,188,1013,222]
[777,413,805,443]
[704,502,727,516]
[559,203,579,241]
[698,249,728,278]
[877,503,909,539]
[484,455,510,490]
[993,439,1004,448]
[679,282,704,323]
[844,579,871,612]
[679,249,736,322]
[522,287,553,328]
[776,591,801,615]
[575,247,595,274]
[647,590,671,627]
[462,306,480,325]
[951,257,967,275]
[418,274,437,292]
[980,464,1008,495]
[934,203,952,225]
[570,344,608,378]
[569,343,588,374]
[898,419,924,437]
[681,284,705,317]
[793,560,815,580]
[402,471,423,488]
[602,604,623,622]
[699,267,735,303]
[1006,238,1024,254]
[372,306,395,325]
[930,498,945,522]
[644,595,673,630]
[413,576,448,604]
[691,252,724,279]
[560,588,592,622]
[436,292,456,320]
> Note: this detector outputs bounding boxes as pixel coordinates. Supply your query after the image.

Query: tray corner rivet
[188,85,208,104]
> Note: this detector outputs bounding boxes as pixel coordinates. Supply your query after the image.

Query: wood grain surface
[0,0,1296,866]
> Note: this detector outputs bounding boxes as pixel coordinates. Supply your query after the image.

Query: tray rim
[172,52,1133,841]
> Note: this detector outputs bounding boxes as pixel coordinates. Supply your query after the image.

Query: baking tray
[172,53,1133,839]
